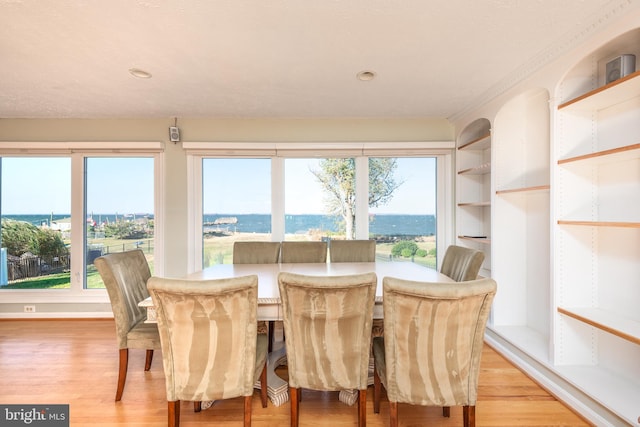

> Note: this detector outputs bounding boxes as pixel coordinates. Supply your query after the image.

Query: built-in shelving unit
[455,119,492,277]
[489,87,552,362]
[554,28,640,425]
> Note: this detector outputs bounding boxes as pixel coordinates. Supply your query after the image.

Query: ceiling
[0,0,626,120]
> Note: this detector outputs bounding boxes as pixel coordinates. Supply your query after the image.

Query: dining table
[139,261,453,406]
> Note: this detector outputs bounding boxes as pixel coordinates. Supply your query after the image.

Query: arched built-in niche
[455,118,491,277]
[553,27,640,425]
[490,88,551,360]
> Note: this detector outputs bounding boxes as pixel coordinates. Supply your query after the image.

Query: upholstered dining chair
[280,241,327,263]
[233,241,282,352]
[372,276,497,427]
[278,271,377,427]
[329,239,376,263]
[147,274,268,427]
[233,241,281,264]
[94,249,161,402]
[440,245,485,282]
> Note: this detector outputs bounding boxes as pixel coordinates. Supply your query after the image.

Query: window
[1,157,71,289]
[0,142,162,298]
[186,145,450,272]
[369,157,437,267]
[202,158,271,266]
[85,157,155,288]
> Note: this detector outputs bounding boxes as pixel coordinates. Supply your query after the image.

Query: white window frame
[185,141,454,273]
[0,142,164,304]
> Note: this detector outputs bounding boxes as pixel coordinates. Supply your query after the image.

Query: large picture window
[193,151,445,270]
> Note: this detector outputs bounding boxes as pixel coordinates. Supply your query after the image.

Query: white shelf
[558,307,640,345]
[457,162,491,175]
[496,185,549,195]
[457,201,490,207]
[555,365,640,426]
[458,133,491,150]
[558,143,640,166]
[488,325,549,362]
[558,70,640,111]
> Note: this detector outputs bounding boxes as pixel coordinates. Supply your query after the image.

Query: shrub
[415,249,427,257]
[392,240,418,257]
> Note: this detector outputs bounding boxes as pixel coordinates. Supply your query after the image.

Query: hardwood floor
[0,319,591,426]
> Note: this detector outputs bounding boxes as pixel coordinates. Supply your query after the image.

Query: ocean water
[3,213,436,236]
[204,214,435,236]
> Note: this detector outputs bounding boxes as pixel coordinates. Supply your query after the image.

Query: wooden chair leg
[145,349,154,371]
[259,363,268,408]
[168,400,180,427]
[244,395,252,427]
[389,401,398,427]
[443,406,450,417]
[194,401,201,412]
[463,405,475,427]
[290,387,300,427]
[373,366,381,414]
[358,389,366,427]
[116,348,128,401]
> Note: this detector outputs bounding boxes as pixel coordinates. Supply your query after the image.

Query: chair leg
[168,400,180,427]
[290,387,300,427]
[244,395,252,427]
[194,401,201,412]
[443,406,450,417]
[373,366,381,414]
[358,389,366,427]
[115,348,128,401]
[145,349,154,371]
[268,320,275,353]
[389,401,398,427]
[463,405,475,427]
[259,363,268,408]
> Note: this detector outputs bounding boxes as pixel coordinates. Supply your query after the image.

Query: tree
[311,158,402,239]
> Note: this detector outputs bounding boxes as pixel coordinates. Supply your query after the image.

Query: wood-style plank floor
[0,319,591,426]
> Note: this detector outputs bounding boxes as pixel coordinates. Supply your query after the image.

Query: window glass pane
[1,157,71,289]
[285,158,353,242]
[202,158,271,266]
[369,157,437,267]
[85,157,155,289]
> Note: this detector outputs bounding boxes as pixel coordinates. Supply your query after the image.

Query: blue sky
[203,157,436,215]
[2,156,436,215]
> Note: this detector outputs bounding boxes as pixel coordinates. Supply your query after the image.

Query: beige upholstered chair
[372,276,497,427]
[233,241,282,352]
[440,245,485,282]
[94,249,161,401]
[329,239,376,263]
[278,271,377,427]
[233,241,281,264]
[280,241,327,263]
[147,275,268,427]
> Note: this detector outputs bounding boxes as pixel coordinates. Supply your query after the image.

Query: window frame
[0,142,164,304]
[185,141,454,273]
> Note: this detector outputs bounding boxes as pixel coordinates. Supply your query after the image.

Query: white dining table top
[182,261,452,301]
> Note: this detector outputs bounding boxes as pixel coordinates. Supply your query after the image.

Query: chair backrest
[381,276,496,407]
[440,245,485,281]
[280,241,327,263]
[233,241,281,264]
[329,239,376,263]
[95,249,152,348]
[147,274,260,402]
[278,271,377,391]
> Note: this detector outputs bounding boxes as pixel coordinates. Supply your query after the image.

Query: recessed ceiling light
[129,68,152,79]
[357,70,376,81]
